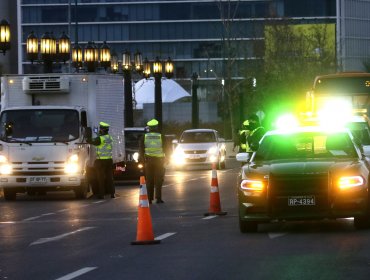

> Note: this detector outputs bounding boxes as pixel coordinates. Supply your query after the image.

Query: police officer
[245,114,266,155]
[237,120,251,152]
[139,119,165,204]
[88,122,115,199]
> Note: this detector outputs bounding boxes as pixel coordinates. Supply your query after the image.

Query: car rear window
[180,131,216,143]
[255,132,358,160]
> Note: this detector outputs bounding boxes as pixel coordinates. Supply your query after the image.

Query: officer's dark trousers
[94,158,114,197]
[144,156,165,202]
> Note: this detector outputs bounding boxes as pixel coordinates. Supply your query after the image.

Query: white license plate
[288,196,315,206]
[30,177,48,184]
[189,154,201,159]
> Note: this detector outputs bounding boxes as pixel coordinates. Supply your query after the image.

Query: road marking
[92,200,105,204]
[268,232,287,239]
[23,212,56,221]
[30,226,95,246]
[155,232,176,240]
[55,267,97,280]
[202,215,217,220]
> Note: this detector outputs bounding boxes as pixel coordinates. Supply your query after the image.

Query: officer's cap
[99,121,110,128]
[147,119,159,127]
[243,120,249,126]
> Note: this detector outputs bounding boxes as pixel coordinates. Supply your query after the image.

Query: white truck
[0,74,125,200]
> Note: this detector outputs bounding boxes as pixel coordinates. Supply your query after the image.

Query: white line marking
[155,232,176,240]
[41,212,55,216]
[57,209,69,213]
[23,216,41,221]
[92,200,105,204]
[54,267,97,280]
[268,232,287,239]
[202,215,217,220]
[30,227,95,246]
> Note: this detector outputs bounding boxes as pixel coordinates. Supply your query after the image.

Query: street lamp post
[122,50,143,127]
[153,57,163,131]
[0,19,11,55]
[26,31,71,73]
[191,72,199,128]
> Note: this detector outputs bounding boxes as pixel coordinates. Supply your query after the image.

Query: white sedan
[171,129,226,170]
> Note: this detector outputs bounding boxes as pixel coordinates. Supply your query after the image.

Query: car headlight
[0,155,12,175]
[65,154,80,174]
[240,179,264,192]
[171,147,185,165]
[338,176,364,190]
[208,146,218,155]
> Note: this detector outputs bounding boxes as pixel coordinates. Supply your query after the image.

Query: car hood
[176,142,217,150]
[243,159,364,177]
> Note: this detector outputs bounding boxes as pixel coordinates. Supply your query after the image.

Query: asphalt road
[0,159,370,280]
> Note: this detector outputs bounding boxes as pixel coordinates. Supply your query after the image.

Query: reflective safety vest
[144,132,164,157]
[239,129,250,151]
[96,134,113,159]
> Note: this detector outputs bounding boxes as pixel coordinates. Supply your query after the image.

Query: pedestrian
[139,119,166,204]
[87,121,115,199]
[245,114,266,156]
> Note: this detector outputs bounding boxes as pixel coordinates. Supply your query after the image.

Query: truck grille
[269,173,329,217]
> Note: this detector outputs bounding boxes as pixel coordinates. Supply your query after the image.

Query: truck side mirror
[84,127,92,139]
[81,111,87,127]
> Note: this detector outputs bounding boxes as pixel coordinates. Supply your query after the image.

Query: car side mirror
[236,152,250,162]
[172,139,178,144]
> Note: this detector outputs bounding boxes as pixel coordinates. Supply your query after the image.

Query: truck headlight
[338,176,364,190]
[133,152,139,162]
[65,154,79,174]
[208,146,217,155]
[0,155,12,175]
[171,147,185,165]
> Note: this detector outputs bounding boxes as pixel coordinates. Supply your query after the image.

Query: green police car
[236,125,370,233]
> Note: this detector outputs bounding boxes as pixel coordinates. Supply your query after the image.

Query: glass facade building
[18,0,337,85]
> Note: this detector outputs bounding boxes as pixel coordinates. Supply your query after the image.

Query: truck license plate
[30,177,47,184]
[288,196,315,206]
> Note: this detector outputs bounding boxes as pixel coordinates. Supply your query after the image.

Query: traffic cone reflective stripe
[131,176,160,245]
[204,163,227,216]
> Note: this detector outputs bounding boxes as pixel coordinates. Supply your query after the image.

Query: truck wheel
[74,182,89,199]
[239,218,258,233]
[354,215,370,230]
[3,188,17,201]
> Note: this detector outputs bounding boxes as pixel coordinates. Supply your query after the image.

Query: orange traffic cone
[131,176,160,245]
[204,163,227,216]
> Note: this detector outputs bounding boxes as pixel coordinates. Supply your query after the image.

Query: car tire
[354,215,370,230]
[3,188,17,201]
[239,218,258,233]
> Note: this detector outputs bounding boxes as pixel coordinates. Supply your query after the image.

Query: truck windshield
[0,109,79,143]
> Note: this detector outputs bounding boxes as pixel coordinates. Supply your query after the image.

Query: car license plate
[30,177,47,184]
[288,196,315,206]
[189,154,201,159]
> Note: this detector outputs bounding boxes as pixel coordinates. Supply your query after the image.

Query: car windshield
[180,131,216,143]
[0,109,79,143]
[346,122,370,145]
[254,131,358,161]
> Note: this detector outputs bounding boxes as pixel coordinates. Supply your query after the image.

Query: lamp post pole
[153,57,163,131]
[123,50,134,127]
[191,72,199,128]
